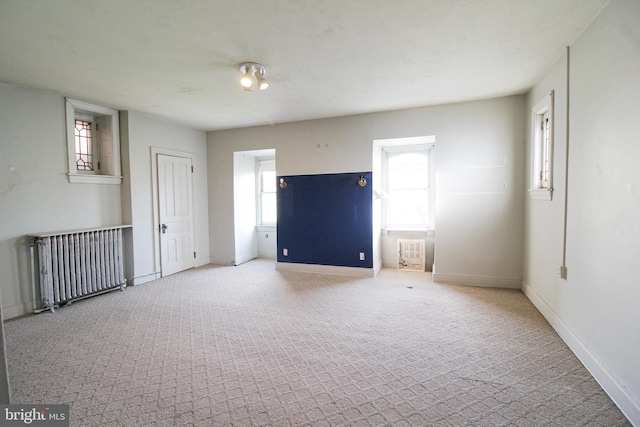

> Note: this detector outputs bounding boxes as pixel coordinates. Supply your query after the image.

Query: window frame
[529,91,554,200]
[65,98,122,184]
[256,157,276,226]
[382,144,435,231]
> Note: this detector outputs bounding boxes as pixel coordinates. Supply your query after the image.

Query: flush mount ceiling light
[239,62,269,91]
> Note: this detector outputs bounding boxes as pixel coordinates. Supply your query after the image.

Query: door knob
[161,224,168,234]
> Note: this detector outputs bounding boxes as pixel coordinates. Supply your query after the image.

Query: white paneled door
[157,154,195,276]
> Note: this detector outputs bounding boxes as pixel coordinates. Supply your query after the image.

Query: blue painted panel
[277,172,373,268]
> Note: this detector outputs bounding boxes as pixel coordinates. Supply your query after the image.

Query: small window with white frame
[66,98,122,184]
[257,158,276,225]
[529,91,554,200]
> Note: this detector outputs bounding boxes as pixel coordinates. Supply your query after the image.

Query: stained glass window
[74,119,94,171]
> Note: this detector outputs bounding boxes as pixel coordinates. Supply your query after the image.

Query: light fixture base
[239,62,266,77]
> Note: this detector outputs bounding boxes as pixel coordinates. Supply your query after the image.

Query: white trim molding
[276,262,376,277]
[432,273,521,289]
[3,302,31,320]
[195,255,211,268]
[235,254,257,266]
[130,272,161,286]
[67,174,123,184]
[522,280,640,425]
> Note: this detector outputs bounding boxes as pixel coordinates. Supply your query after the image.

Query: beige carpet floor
[4,259,631,426]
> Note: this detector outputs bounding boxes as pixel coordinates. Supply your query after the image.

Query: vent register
[397,239,425,271]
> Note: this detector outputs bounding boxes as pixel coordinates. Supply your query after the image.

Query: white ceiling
[0,0,609,131]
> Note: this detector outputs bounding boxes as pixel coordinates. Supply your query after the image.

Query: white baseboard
[522,280,639,426]
[258,251,277,260]
[276,262,375,277]
[3,302,31,320]
[374,258,383,276]
[131,272,161,286]
[382,257,397,268]
[432,273,521,289]
[195,256,210,268]
[235,253,258,266]
[209,257,236,266]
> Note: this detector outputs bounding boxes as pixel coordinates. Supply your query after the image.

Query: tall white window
[382,145,434,229]
[530,91,554,200]
[257,158,276,225]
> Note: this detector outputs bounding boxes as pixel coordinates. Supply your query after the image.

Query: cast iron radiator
[28,226,129,313]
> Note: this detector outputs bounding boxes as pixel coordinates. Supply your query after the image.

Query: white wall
[0,83,122,318]
[431,98,525,287]
[523,0,640,423]
[256,228,277,259]
[233,152,258,265]
[121,111,209,284]
[207,95,525,286]
[523,52,568,314]
[0,84,210,318]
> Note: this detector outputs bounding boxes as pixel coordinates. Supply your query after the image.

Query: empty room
[0,0,638,425]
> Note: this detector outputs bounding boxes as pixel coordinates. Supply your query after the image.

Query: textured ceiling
[0,0,609,131]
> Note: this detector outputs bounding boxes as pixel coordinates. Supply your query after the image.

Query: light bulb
[257,75,270,90]
[240,71,255,88]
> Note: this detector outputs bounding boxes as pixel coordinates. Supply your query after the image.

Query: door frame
[150,147,197,277]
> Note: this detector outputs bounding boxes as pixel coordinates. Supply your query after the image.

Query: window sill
[68,174,122,185]
[382,228,434,237]
[256,225,276,232]
[528,188,553,201]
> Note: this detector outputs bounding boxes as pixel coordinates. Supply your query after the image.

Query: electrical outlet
[359,252,365,261]
[560,265,567,279]
[283,248,288,256]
